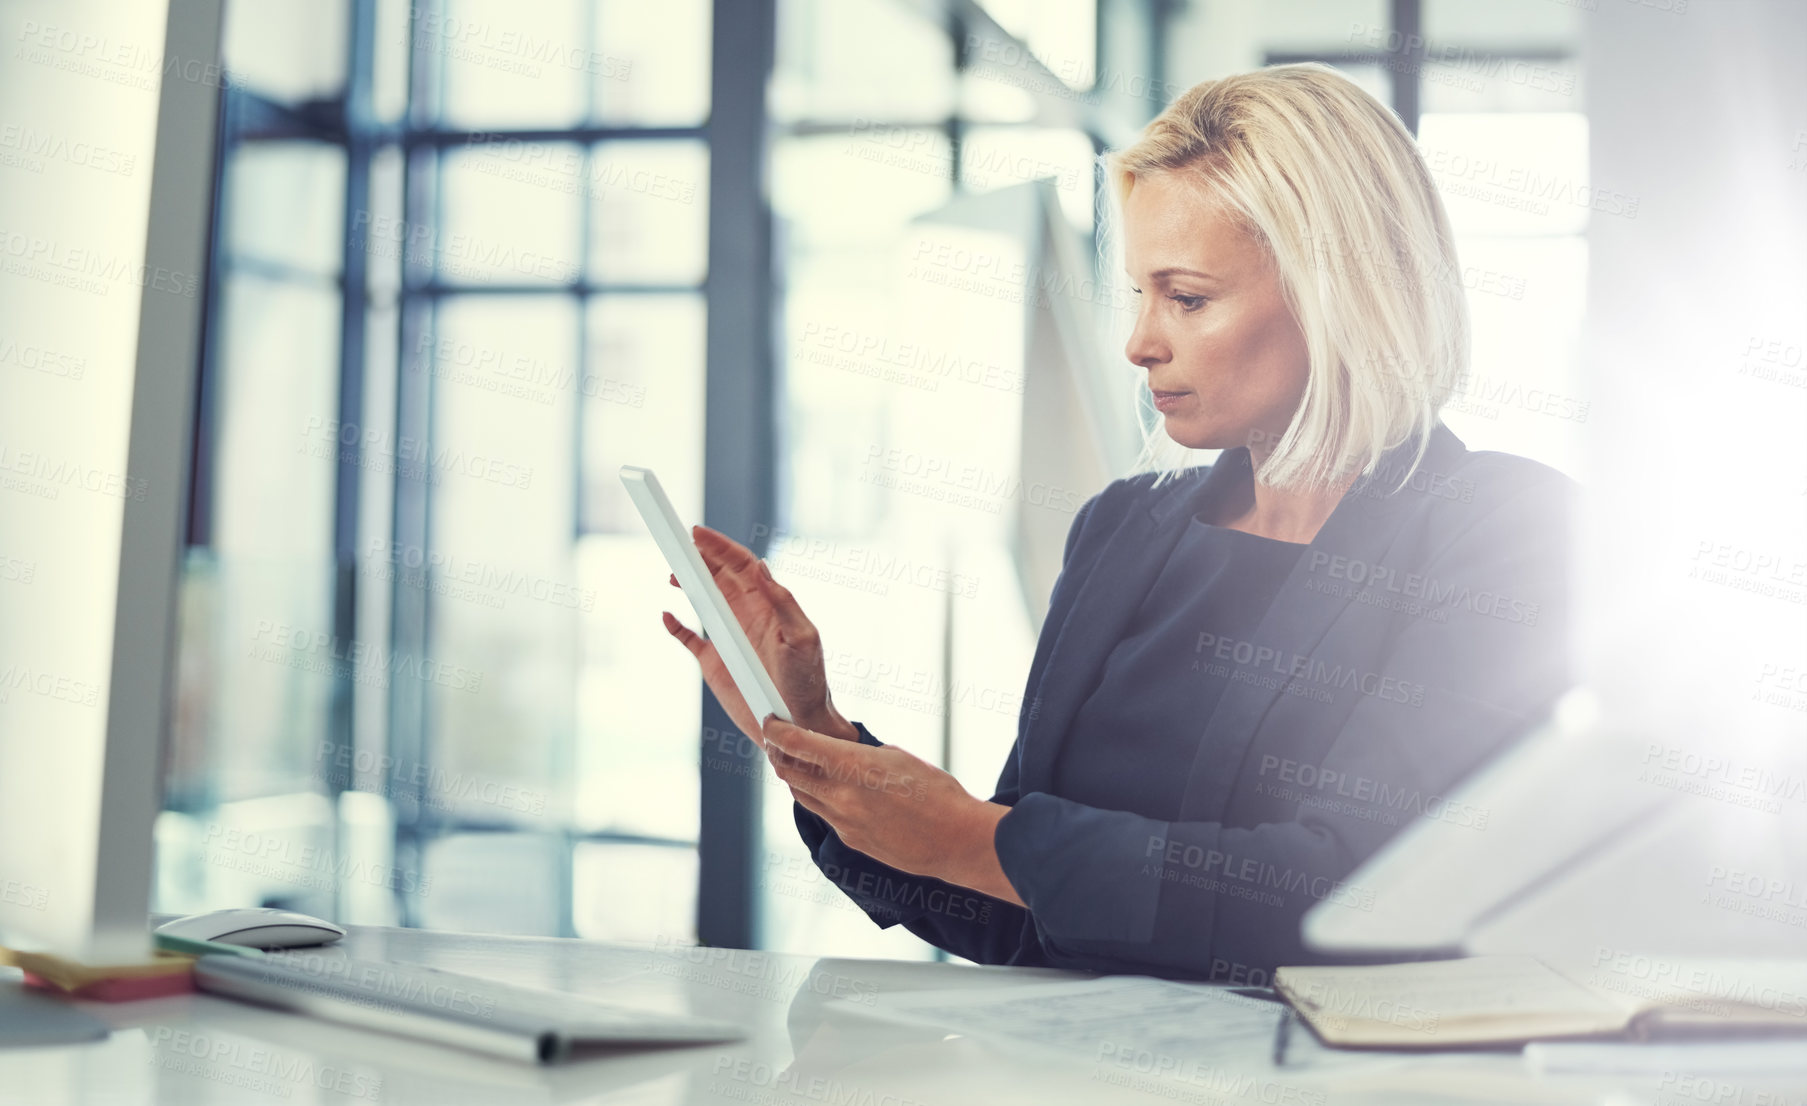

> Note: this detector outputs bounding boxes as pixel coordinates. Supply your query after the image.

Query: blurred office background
[152,0,1601,958]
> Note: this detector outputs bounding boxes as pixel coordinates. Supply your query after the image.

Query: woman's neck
[1207,450,1354,544]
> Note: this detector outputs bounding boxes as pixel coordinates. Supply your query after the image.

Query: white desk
[2,925,1804,1105]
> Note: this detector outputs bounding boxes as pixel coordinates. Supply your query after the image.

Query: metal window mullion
[322,0,380,926]
[698,0,778,951]
[1390,0,1424,136]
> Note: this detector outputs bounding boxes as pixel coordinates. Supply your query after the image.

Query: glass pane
[361,146,406,305]
[573,843,696,943]
[1259,0,1389,51]
[1440,236,1589,477]
[372,0,413,125]
[1426,0,1585,48]
[960,126,1096,233]
[439,144,585,285]
[581,295,705,534]
[222,0,348,103]
[225,143,347,278]
[773,132,955,256]
[973,0,1097,91]
[1164,0,1385,89]
[424,295,579,827]
[594,0,712,126]
[588,141,710,286]
[575,532,701,841]
[773,0,955,123]
[416,833,566,935]
[575,295,705,840]
[1421,57,1583,115]
[1418,112,1593,237]
[426,0,588,130]
[213,274,340,565]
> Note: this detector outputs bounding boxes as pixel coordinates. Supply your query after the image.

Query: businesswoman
[663,63,1573,979]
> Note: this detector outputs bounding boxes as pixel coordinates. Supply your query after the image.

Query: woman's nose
[1125,309,1168,369]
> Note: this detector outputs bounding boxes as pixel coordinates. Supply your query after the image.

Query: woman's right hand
[661,525,862,749]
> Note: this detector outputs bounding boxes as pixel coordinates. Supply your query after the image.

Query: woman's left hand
[760,717,1024,907]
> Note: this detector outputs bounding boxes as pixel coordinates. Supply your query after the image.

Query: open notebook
[1274,955,1807,1050]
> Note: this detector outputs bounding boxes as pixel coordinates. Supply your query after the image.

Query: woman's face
[1121,172,1310,454]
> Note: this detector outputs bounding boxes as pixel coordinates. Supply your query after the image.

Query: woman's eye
[1170,294,1206,311]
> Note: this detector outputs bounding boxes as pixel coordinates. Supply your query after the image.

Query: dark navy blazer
[794,420,1575,980]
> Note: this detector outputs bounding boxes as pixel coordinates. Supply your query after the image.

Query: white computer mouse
[155,907,346,949]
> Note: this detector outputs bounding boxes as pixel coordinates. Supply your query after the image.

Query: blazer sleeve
[989,469,1575,977]
[788,487,1107,964]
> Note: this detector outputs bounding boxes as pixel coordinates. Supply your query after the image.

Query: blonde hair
[1099,62,1468,492]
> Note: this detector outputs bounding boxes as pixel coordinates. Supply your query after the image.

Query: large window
[160,0,714,943]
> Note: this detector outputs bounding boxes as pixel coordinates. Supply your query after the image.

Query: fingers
[662,611,699,651]
[787,780,839,823]
[760,717,839,770]
[748,560,818,639]
[692,525,760,580]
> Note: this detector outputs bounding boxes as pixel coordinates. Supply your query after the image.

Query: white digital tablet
[618,465,792,724]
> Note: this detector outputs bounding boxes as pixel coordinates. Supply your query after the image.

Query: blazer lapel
[1016,451,1248,796]
[1177,421,1471,818]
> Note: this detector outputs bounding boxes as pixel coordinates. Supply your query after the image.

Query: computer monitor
[908,178,1142,633]
[0,0,224,963]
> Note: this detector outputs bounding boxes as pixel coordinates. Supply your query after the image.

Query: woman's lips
[1152,390,1191,412]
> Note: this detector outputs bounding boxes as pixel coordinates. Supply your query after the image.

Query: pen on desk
[1272,1006,1293,1068]
[153,933,268,959]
